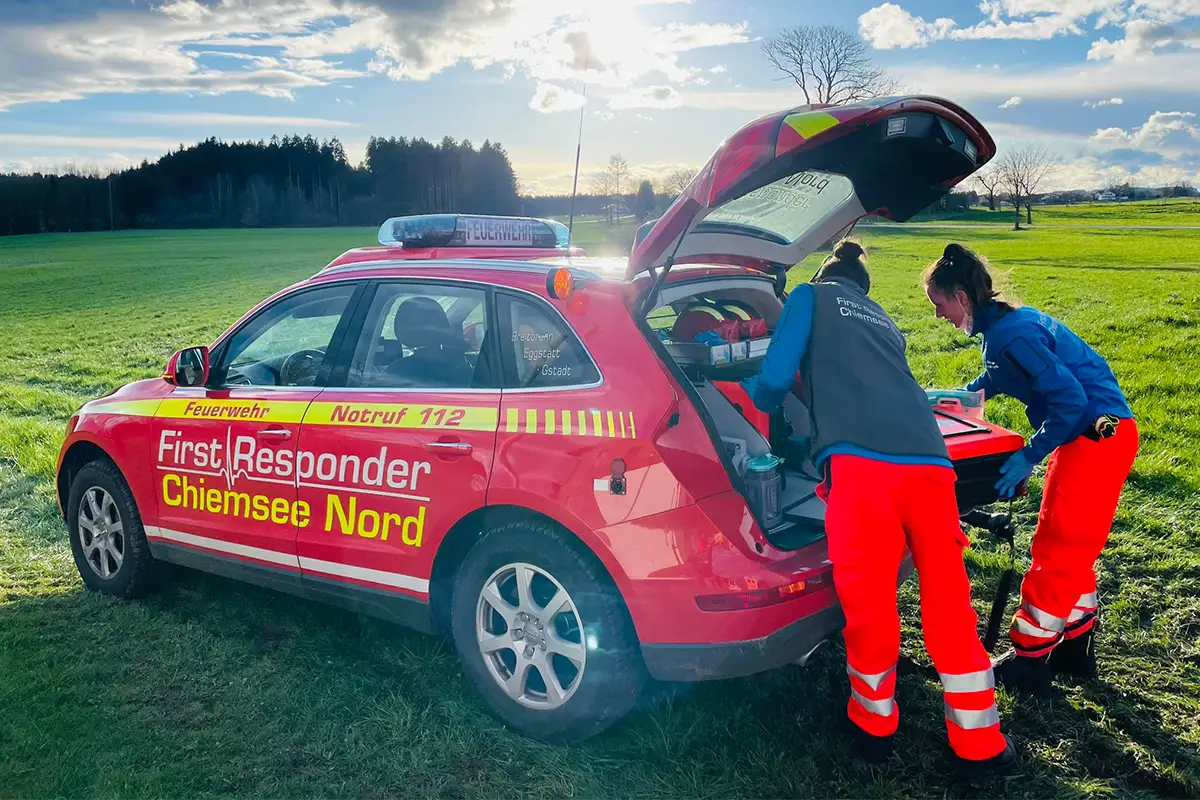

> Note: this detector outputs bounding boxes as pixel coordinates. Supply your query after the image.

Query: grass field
[1,219,1198,798]
[884,197,1200,227]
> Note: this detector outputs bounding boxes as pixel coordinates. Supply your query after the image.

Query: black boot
[992,648,1053,695]
[952,733,1018,785]
[1047,623,1098,680]
[842,714,893,765]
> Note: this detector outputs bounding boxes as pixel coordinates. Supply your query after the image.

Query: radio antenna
[566,51,590,248]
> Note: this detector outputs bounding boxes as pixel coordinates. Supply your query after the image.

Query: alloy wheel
[78,486,125,580]
[475,562,588,710]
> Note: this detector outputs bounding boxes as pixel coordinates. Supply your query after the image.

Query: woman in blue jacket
[923,243,1138,693]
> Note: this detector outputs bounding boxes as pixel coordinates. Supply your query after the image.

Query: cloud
[887,50,1200,103]
[1000,96,1023,108]
[1084,97,1126,107]
[858,0,1200,52]
[0,0,750,111]
[112,112,357,128]
[1091,110,1200,151]
[1087,17,1200,59]
[608,85,683,109]
[709,65,727,74]
[0,133,185,150]
[859,3,957,48]
[529,82,586,114]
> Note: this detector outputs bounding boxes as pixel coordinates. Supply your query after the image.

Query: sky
[1,0,1198,194]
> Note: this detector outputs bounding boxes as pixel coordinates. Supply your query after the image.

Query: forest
[0,135,525,236]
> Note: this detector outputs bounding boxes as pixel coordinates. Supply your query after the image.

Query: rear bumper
[641,603,845,682]
[638,556,914,682]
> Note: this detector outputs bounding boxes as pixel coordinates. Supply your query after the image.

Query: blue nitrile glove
[741,375,759,404]
[995,450,1035,498]
[695,330,725,345]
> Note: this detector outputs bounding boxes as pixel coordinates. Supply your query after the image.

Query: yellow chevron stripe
[561,410,572,435]
[545,409,556,435]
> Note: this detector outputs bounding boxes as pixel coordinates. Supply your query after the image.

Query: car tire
[450,519,646,743]
[67,459,159,599]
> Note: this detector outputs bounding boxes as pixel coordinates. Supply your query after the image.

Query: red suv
[56,96,1022,742]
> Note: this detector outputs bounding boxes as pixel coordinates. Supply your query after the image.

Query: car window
[701,170,855,244]
[500,293,599,389]
[216,284,355,387]
[345,282,492,389]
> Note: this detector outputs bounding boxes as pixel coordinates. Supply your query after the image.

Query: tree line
[0,134,522,236]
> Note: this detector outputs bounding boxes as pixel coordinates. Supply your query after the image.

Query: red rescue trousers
[1010,419,1139,657]
[817,455,1007,762]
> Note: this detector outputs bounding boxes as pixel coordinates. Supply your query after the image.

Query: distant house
[1096,191,1117,202]
[1042,194,1062,204]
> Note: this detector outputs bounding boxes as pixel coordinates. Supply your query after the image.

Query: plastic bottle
[744,453,783,530]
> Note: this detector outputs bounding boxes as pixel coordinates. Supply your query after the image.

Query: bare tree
[589,155,631,225]
[997,144,1059,230]
[658,166,697,196]
[762,25,901,105]
[973,168,1002,212]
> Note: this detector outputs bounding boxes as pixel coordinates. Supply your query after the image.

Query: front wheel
[66,460,159,599]
[450,520,646,743]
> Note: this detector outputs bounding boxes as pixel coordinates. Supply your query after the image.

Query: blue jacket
[743,283,951,469]
[967,301,1132,464]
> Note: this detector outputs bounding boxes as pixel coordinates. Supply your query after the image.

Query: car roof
[311,254,768,287]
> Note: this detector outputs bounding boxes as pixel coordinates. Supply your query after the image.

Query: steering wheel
[279,349,324,386]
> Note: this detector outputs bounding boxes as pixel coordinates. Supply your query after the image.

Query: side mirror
[164,346,210,387]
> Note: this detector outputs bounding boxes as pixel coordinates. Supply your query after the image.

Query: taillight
[695,573,828,611]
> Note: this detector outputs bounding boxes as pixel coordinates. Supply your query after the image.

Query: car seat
[385,297,475,387]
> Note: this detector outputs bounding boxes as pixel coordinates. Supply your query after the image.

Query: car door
[294,279,501,617]
[149,281,362,579]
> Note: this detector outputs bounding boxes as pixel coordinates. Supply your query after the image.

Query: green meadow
[1,206,1197,798]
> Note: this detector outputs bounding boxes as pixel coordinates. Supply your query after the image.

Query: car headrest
[394,296,453,349]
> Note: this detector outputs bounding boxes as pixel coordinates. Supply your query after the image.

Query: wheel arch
[57,439,118,521]
[428,503,635,636]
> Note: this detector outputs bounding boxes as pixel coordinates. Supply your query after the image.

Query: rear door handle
[424,441,472,455]
[258,428,292,442]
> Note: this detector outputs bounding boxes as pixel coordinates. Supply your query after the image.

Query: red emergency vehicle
[55,96,1023,743]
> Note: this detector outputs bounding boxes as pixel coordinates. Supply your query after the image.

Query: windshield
[698,170,855,244]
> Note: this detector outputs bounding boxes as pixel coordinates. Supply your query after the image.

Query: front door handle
[424,441,472,456]
[258,428,292,442]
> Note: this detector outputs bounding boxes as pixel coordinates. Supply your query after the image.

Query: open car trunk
[633,96,1021,548]
[646,274,1025,550]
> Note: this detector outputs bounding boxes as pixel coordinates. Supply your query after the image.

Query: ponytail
[813,237,871,294]
[922,243,1017,313]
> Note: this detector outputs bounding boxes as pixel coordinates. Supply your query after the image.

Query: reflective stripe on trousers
[1067,590,1099,625]
[945,702,1001,730]
[848,663,896,691]
[1021,601,1067,633]
[939,668,995,694]
[851,688,895,717]
[939,667,1000,732]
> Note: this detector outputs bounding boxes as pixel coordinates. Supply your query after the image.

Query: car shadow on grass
[0,467,1187,799]
[0,566,1107,800]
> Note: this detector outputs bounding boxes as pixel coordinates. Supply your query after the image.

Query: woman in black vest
[743,241,1016,779]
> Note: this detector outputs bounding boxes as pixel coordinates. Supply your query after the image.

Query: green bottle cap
[746,454,782,472]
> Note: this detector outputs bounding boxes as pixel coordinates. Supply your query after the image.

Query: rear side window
[344,282,494,390]
[499,293,599,389]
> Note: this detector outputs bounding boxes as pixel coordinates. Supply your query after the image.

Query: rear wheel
[67,460,159,599]
[450,520,646,742]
